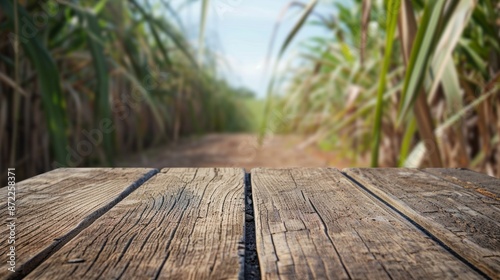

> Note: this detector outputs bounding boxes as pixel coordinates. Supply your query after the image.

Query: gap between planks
[343,168,498,279]
[341,170,491,279]
[3,168,159,280]
[244,172,261,280]
[251,168,490,279]
[7,167,497,280]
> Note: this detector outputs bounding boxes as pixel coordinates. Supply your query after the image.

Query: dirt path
[117,133,356,171]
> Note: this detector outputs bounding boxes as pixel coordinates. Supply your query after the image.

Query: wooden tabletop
[1,167,498,279]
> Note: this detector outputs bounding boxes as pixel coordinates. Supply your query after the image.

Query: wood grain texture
[423,168,500,200]
[0,168,157,279]
[28,168,245,280]
[252,168,483,280]
[344,168,499,279]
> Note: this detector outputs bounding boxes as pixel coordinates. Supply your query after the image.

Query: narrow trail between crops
[117,133,357,171]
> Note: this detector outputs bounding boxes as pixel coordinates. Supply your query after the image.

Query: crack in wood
[153,170,198,279]
[307,196,353,280]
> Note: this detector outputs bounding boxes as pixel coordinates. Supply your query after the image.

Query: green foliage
[1,0,69,166]
[398,0,446,122]
[271,0,500,175]
[371,0,400,167]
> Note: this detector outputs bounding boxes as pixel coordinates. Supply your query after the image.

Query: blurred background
[1,0,499,184]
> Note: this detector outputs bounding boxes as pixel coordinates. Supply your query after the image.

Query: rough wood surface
[344,168,499,279]
[0,168,157,279]
[423,168,500,200]
[28,168,245,280]
[252,167,483,279]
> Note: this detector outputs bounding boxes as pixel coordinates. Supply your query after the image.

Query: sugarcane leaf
[397,0,446,123]
[0,0,69,166]
[428,0,475,113]
[78,8,114,165]
[259,0,318,142]
[370,0,401,167]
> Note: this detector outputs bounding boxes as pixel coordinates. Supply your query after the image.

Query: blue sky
[166,0,335,98]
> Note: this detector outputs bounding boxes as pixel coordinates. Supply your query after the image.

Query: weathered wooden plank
[344,168,499,279]
[252,168,483,279]
[28,168,245,280]
[0,168,157,279]
[424,168,500,200]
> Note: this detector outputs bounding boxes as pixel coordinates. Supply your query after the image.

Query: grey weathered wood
[424,168,500,200]
[28,168,245,280]
[0,168,157,279]
[344,168,499,279]
[252,167,483,279]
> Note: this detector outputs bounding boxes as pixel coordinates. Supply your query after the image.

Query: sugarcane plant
[265,0,500,175]
[0,0,252,182]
